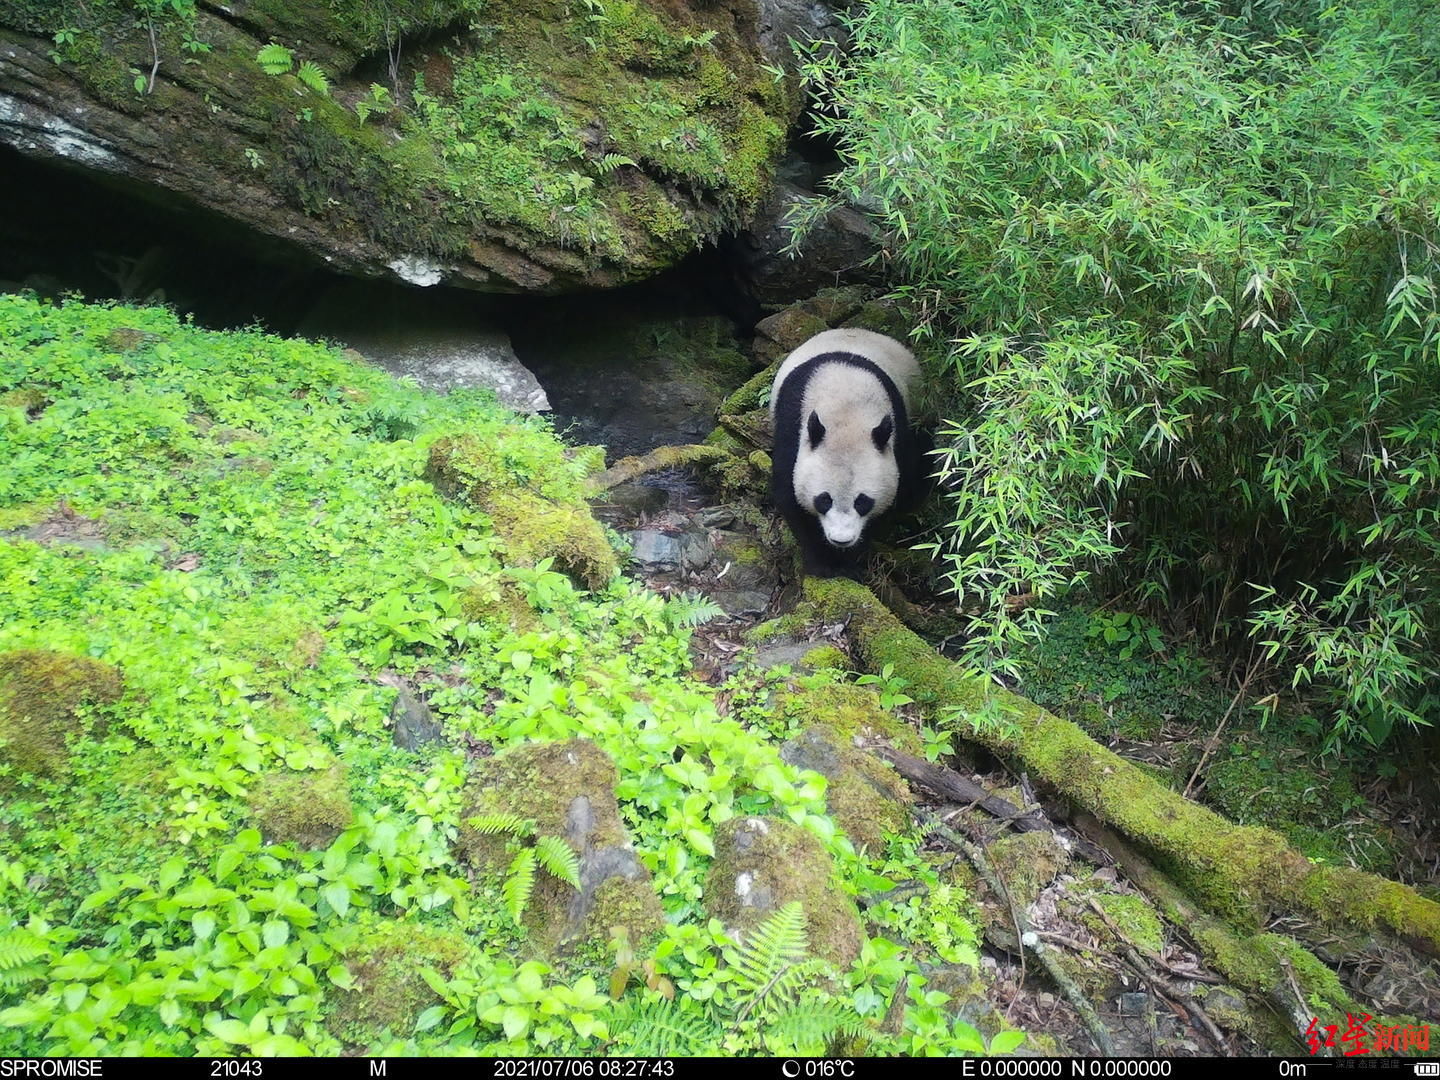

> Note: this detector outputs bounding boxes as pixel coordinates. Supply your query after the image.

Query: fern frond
[0,928,47,972]
[504,849,536,923]
[467,812,534,837]
[725,902,808,995]
[725,903,815,1021]
[610,996,716,1056]
[597,153,637,175]
[767,999,865,1055]
[0,963,46,990]
[297,61,331,96]
[665,592,725,630]
[535,835,581,890]
[255,42,294,75]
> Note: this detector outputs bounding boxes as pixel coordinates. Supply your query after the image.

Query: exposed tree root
[918,808,1117,1055]
[584,443,731,494]
[1070,813,1372,1051]
[797,578,1440,963]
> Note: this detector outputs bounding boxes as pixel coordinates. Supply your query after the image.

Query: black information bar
[0,1058,1433,1079]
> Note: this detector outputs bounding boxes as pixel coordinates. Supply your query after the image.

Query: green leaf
[261,920,289,949]
[256,42,294,75]
[296,60,330,96]
[0,1004,47,1027]
[415,1005,446,1032]
[989,1030,1026,1054]
[321,881,350,918]
[501,1004,530,1040]
[327,965,356,990]
[205,1016,253,1045]
[192,911,217,941]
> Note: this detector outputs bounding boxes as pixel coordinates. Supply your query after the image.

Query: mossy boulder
[0,649,124,776]
[426,433,617,590]
[456,738,665,953]
[327,918,472,1047]
[776,678,925,757]
[247,763,354,849]
[704,815,863,969]
[0,0,791,292]
[780,726,913,852]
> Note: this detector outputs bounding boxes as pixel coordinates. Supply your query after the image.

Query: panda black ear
[807,410,826,449]
[872,415,894,451]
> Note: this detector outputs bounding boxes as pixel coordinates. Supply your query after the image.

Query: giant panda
[769,328,925,578]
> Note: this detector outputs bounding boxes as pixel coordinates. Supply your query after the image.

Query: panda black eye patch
[854,494,875,516]
[813,492,833,514]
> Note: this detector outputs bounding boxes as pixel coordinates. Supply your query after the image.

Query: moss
[801,645,847,671]
[799,577,1440,956]
[327,918,472,1046]
[1086,894,1165,955]
[458,739,628,867]
[0,386,46,413]
[427,432,617,590]
[460,581,540,633]
[986,830,1070,909]
[0,649,124,776]
[247,763,353,849]
[777,679,924,757]
[0,500,54,531]
[717,364,778,418]
[704,815,864,969]
[585,875,666,955]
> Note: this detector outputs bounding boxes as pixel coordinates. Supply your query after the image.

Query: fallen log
[876,745,1112,867]
[584,444,730,494]
[798,578,1440,961]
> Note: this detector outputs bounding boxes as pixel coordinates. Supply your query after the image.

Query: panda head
[793,408,899,549]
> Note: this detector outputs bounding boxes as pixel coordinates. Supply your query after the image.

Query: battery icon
[1414,1064,1438,1076]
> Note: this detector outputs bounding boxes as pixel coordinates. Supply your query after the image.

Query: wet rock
[705,815,863,968]
[712,589,774,617]
[740,181,882,306]
[456,739,665,952]
[753,639,822,670]
[513,309,752,460]
[679,528,715,571]
[753,306,832,364]
[601,482,671,517]
[298,282,548,413]
[630,530,683,571]
[758,0,849,67]
[700,507,738,530]
[391,687,442,751]
[0,5,788,294]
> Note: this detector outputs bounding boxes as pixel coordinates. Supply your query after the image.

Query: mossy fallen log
[584,444,731,494]
[798,578,1440,960]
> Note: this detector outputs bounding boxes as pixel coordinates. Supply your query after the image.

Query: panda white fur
[770,328,924,578]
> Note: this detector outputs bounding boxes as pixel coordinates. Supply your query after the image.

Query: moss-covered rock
[427,432,618,590]
[0,649,124,776]
[327,918,472,1047]
[780,726,912,852]
[704,815,863,969]
[777,678,924,757]
[0,0,791,292]
[456,739,665,953]
[247,763,354,849]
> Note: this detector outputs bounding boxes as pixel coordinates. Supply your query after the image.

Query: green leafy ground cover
[0,295,1002,1056]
